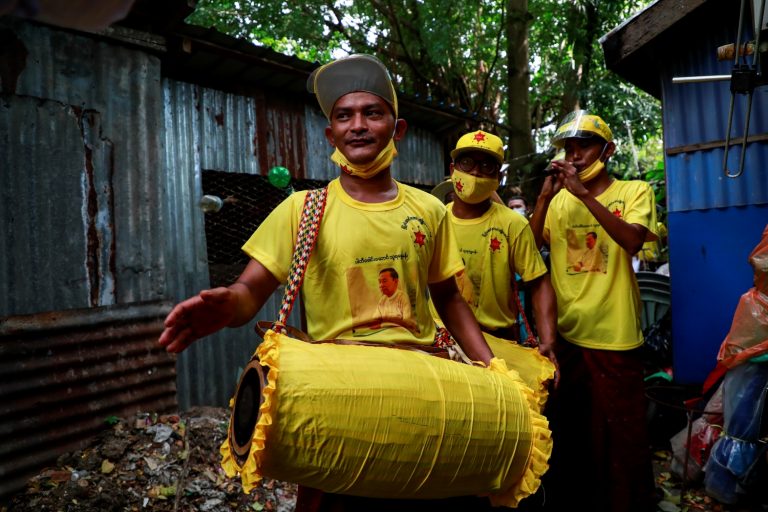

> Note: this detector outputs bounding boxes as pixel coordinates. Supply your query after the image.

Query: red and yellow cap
[450,130,504,164]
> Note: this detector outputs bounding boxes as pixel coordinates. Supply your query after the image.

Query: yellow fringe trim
[484,333,556,412]
[486,357,553,507]
[220,329,281,493]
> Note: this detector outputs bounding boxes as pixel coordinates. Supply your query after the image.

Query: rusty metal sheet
[0,300,177,500]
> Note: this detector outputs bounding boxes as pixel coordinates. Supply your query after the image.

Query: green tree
[188,1,508,124]
[187,0,664,204]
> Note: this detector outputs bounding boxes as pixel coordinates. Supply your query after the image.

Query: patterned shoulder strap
[512,277,538,348]
[273,187,328,334]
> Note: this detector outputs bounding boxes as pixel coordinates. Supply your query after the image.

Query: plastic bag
[717,224,768,367]
[704,362,768,504]
[717,289,768,367]
[669,384,724,483]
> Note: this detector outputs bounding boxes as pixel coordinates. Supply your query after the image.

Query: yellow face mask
[577,158,605,182]
[451,169,499,204]
[577,144,608,182]
[330,140,398,179]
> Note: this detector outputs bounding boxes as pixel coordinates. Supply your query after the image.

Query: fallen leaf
[101,460,115,474]
[143,457,159,471]
[48,470,72,483]
[657,500,681,512]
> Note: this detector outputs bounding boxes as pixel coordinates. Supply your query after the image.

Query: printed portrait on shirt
[566,229,608,274]
[346,265,419,336]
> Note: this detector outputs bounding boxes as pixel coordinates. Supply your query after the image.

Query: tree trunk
[506,0,534,160]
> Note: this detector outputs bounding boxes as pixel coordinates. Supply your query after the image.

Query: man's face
[324,92,400,166]
[563,137,609,173]
[586,233,596,249]
[508,198,526,210]
[451,150,501,180]
[378,271,398,297]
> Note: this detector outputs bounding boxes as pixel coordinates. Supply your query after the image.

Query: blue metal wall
[660,17,768,383]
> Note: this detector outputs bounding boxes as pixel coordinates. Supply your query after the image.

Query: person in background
[159,53,496,512]
[501,189,538,344]
[529,110,658,512]
[507,194,530,218]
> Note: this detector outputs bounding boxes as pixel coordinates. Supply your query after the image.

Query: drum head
[228,359,267,466]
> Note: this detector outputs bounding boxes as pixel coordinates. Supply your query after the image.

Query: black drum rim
[228,358,266,466]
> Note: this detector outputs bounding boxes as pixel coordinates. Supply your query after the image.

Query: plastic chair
[636,271,671,331]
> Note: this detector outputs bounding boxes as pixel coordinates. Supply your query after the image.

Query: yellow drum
[483,333,555,412]
[221,329,551,508]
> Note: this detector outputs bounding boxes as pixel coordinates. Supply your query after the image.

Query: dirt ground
[0,407,762,512]
[2,407,296,512]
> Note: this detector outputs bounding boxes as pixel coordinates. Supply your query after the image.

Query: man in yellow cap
[158,54,496,510]
[443,129,558,371]
[529,110,658,512]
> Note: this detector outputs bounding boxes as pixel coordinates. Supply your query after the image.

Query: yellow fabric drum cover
[483,333,556,412]
[221,329,552,508]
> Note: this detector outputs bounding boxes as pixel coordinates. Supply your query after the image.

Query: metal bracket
[722,0,765,178]
[671,0,766,178]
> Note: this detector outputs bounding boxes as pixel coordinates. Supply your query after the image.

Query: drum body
[222,329,552,508]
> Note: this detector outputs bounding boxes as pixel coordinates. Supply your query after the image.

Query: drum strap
[272,187,328,335]
[512,278,538,348]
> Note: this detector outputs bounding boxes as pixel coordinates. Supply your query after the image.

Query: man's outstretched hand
[158,287,237,353]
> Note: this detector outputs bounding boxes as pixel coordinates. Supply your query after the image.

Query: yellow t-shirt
[242,178,463,345]
[446,202,547,331]
[543,180,657,350]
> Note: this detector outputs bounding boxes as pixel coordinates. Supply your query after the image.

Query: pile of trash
[3,407,296,512]
[4,404,761,512]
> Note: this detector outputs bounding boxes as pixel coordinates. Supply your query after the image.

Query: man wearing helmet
[529,111,658,512]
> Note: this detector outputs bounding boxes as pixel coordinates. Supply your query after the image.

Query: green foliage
[186,0,666,204]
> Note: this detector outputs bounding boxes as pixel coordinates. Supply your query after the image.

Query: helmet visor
[551,110,613,148]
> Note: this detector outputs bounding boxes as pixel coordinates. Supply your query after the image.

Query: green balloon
[268,166,291,189]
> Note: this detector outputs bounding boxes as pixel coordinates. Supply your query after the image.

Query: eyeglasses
[455,155,500,176]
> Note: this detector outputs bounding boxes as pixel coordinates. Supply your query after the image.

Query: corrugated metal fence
[0,300,176,499]
[0,18,453,501]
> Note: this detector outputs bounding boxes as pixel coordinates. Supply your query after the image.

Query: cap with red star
[450,130,504,164]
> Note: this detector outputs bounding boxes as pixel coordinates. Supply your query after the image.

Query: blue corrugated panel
[656,14,768,384]
[665,145,768,211]
[661,19,767,212]
[667,207,767,383]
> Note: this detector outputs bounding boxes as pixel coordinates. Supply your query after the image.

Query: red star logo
[341,164,350,175]
[455,179,464,192]
[414,230,426,247]
[490,237,502,252]
[473,132,486,142]
[612,208,622,218]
